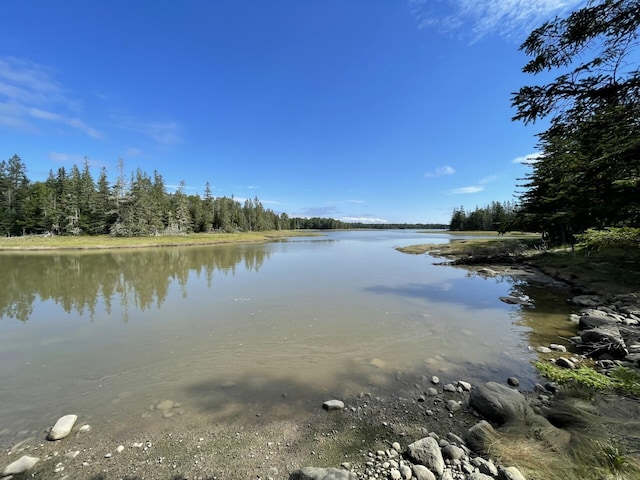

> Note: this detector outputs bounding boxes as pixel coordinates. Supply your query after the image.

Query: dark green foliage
[510,0,640,242]
[448,201,517,231]
[0,156,285,237]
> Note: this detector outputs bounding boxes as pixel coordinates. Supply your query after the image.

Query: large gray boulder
[405,436,444,476]
[468,382,532,425]
[289,467,357,480]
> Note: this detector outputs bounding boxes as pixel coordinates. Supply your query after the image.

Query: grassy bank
[0,230,319,251]
[397,234,640,294]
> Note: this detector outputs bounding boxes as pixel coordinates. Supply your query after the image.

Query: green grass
[0,230,319,251]
[535,362,640,397]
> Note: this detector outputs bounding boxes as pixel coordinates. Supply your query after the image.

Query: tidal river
[0,230,576,445]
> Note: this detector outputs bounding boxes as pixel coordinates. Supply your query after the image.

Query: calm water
[0,231,576,443]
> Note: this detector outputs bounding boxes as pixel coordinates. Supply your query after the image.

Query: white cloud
[0,56,101,138]
[425,165,456,178]
[125,147,143,157]
[512,152,542,164]
[412,0,584,40]
[48,152,84,163]
[341,216,388,224]
[478,174,499,184]
[111,115,181,145]
[446,186,484,194]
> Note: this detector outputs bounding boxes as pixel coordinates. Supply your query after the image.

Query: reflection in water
[0,245,271,322]
[0,231,579,447]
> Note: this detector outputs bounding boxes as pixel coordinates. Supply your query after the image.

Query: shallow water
[0,230,576,444]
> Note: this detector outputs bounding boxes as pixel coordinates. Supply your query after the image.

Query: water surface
[0,231,576,443]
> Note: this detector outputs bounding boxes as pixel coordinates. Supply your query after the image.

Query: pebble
[443,384,456,392]
[507,377,519,387]
[116,445,125,453]
[431,376,440,385]
[323,400,345,411]
[457,381,472,391]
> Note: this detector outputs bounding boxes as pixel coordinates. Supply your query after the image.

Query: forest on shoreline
[0,156,446,237]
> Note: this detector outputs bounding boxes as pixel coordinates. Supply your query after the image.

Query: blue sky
[1,0,584,224]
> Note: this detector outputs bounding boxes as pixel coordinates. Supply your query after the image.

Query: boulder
[468,382,532,425]
[289,467,357,480]
[580,325,628,358]
[405,436,445,476]
[465,421,498,452]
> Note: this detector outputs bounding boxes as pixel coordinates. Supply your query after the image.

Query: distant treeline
[0,155,443,236]
[448,201,517,231]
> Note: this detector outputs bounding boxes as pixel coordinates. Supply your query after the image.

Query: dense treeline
[448,202,517,231]
[0,155,290,236]
[508,0,640,244]
[0,155,444,237]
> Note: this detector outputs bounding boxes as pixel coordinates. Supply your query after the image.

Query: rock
[441,444,465,460]
[446,432,465,445]
[411,464,436,480]
[499,296,532,306]
[426,387,438,396]
[47,414,78,440]
[392,442,401,451]
[2,455,40,475]
[443,384,456,392]
[572,295,604,307]
[458,381,472,391]
[399,464,412,480]
[156,400,175,411]
[389,468,402,480]
[289,467,357,480]
[536,346,552,353]
[468,382,532,425]
[431,376,440,385]
[405,437,444,476]
[507,377,519,387]
[465,421,498,452]
[478,267,498,277]
[549,343,567,352]
[322,400,345,411]
[556,357,576,369]
[446,400,461,412]
[580,325,628,357]
[467,473,495,480]
[478,458,498,476]
[498,465,527,480]
[579,315,617,330]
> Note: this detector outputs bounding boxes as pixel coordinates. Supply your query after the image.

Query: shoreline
[0,230,320,252]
